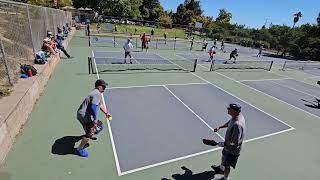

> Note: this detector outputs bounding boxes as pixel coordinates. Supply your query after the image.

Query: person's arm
[100,102,109,115]
[214,120,229,132]
[98,95,110,117]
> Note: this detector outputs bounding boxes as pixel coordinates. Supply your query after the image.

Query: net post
[113,36,116,47]
[88,57,92,74]
[282,61,287,71]
[0,39,13,86]
[156,38,158,49]
[135,37,138,48]
[191,59,197,72]
[210,59,215,71]
[174,37,176,50]
[268,61,274,71]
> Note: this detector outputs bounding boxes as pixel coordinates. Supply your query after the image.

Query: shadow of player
[161,166,216,180]
[0,172,11,180]
[301,98,320,109]
[51,136,89,155]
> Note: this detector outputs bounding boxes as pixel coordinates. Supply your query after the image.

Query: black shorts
[142,42,147,48]
[125,51,131,58]
[80,121,95,137]
[230,54,236,59]
[222,149,239,168]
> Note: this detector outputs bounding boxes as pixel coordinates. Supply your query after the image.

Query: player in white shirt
[123,39,134,64]
[207,45,217,62]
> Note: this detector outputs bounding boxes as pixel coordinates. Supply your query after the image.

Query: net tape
[210,60,273,71]
[88,57,196,73]
[282,61,320,70]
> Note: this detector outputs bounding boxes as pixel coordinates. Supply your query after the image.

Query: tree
[183,0,202,16]
[139,0,163,21]
[216,9,232,23]
[293,11,303,28]
[102,0,142,19]
[158,13,172,24]
[317,13,320,25]
[175,3,186,24]
[142,0,160,9]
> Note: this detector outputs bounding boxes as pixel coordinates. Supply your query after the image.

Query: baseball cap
[228,103,241,112]
[95,79,108,88]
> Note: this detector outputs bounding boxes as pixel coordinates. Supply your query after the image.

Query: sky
[159,0,320,28]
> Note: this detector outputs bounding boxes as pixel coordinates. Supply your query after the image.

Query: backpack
[20,64,37,76]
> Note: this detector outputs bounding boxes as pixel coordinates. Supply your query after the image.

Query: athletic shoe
[211,165,224,174]
[75,148,89,157]
[215,177,227,180]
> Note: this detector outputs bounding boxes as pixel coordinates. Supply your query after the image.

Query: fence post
[135,37,138,48]
[0,39,14,86]
[26,4,36,55]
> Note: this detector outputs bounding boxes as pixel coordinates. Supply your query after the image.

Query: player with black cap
[75,79,111,157]
[212,103,246,180]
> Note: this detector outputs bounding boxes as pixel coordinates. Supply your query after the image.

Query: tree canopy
[14,0,320,61]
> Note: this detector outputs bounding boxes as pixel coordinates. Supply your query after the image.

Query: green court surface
[1,31,320,180]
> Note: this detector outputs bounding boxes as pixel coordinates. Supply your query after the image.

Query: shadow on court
[302,98,320,109]
[263,52,298,60]
[161,166,217,180]
[51,136,89,155]
[0,172,11,180]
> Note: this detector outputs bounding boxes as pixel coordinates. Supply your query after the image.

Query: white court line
[217,71,320,120]
[243,127,295,143]
[131,56,140,64]
[120,147,222,176]
[163,85,225,140]
[95,52,296,176]
[240,77,293,82]
[270,80,319,99]
[106,82,208,90]
[175,54,210,70]
[269,70,320,89]
[172,54,295,129]
[191,71,295,129]
[92,50,122,176]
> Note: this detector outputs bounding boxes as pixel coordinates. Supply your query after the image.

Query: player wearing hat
[212,103,246,180]
[123,39,134,64]
[75,79,111,157]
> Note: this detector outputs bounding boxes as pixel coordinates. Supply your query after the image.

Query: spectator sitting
[66,23,71,32]
[42,38,56,55]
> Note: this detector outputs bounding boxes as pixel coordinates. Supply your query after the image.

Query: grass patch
[0,88,12,97]
[91,23,202,39]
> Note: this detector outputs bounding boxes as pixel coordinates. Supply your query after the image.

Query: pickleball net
[88,56,197,73]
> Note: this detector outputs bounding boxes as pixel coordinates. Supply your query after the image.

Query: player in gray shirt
[212,103,246,180]
[75,79,111,157]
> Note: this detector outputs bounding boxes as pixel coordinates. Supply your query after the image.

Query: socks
[219,165,225,171]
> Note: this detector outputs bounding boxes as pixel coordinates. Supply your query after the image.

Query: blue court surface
[104,83,293,175]
[241,79,320,118]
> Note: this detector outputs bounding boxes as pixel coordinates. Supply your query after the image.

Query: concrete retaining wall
[0,28,76,162]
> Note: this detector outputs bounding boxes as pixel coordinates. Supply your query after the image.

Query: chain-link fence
[0,0,72,87]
